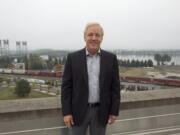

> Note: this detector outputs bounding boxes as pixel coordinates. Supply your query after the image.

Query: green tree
[144,60,148,67]
[162,54,171,65]
[0,56,13,68]
[147,59,153,67]
[140,61,144,67]
[126,60,130,67]
[131,60,136,67]
[28,54,45,69]
[14,79,31,97]
[54,57,58,65]
[46,56,54,70]
[135,60,140,67]
[154,54,162,66]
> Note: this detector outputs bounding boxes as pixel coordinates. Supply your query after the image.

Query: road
[1,104,180,135]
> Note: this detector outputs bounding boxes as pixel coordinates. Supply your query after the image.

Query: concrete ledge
[122,88,180,102]
[0,88,180,113]
[0,97,61,113]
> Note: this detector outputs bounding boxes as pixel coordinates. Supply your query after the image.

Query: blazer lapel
[99,50,106,91]
[80,48,105,91]
[80,48,89,89]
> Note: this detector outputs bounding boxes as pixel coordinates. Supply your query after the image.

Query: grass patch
[120,67,152,77]
[120,66,180,77]
[157,66,180,74]
[0,87,54,100]
[154,67,166,75]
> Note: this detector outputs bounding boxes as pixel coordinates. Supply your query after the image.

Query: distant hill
[31,49,70,57]
[8,49,180,57]
[33,49,55,53]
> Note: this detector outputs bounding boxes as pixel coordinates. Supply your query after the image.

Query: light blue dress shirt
[86,48,100,103]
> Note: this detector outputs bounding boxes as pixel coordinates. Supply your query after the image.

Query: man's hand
[63,115,74,128]
[108,115,117,125]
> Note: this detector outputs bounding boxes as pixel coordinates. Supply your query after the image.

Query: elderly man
[61,22,120,135]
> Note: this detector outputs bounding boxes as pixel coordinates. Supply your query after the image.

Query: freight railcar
[0,68,63,78]
[121,76,180,87]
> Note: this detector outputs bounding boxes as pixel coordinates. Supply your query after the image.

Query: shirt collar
[86,48,101,56]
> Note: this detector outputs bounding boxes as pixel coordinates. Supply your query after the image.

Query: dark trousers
[68,106,107,135]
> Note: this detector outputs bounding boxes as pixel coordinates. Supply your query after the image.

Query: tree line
[0,54,67,70]
[0,53,173,69]
[20,54,67,70]
[154,54,171,65]
[118,59,153,67]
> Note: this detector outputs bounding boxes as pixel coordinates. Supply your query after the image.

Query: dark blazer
[61,48,120,126]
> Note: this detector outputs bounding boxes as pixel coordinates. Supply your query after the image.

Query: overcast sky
[0,0,180,50]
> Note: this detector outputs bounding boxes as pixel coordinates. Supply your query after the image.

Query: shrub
[14,79,31,97]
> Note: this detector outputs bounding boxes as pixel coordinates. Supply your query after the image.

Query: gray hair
[84,22,104,36]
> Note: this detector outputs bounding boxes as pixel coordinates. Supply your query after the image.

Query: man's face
[84,25,103,54]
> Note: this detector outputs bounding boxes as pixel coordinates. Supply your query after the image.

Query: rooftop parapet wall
[0,88,180,113]
[0,97,61,113]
